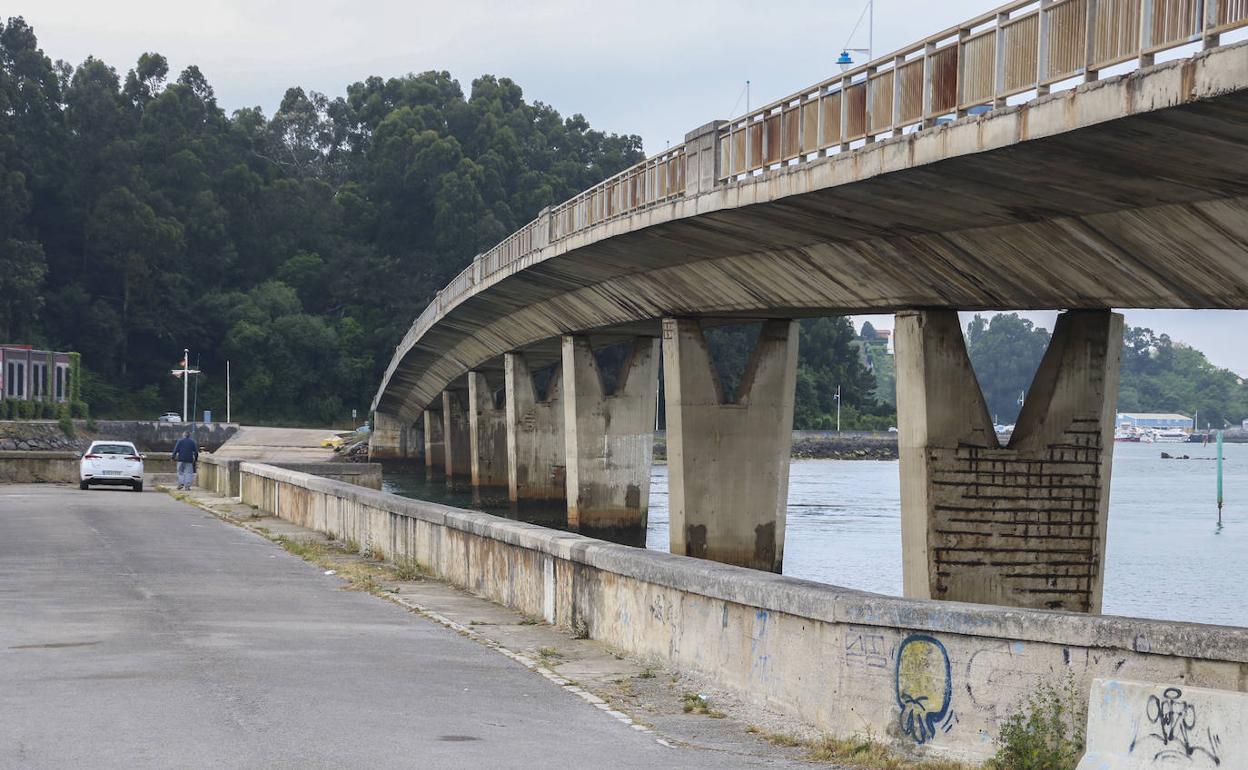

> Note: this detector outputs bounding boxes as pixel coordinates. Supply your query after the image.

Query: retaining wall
[0,451,80,483]
[237,462,1248,763]
[200,455,381,498]
[0,450,175,482]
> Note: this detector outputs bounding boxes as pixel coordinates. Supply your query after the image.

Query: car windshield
[92,444,134,455]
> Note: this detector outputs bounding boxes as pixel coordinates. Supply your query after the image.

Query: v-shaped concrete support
[896,309,1122,612]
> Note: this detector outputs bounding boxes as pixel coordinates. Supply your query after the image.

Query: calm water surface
[385,441,1248,627]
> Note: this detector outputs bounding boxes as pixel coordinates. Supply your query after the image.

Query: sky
[16,0,1248,375]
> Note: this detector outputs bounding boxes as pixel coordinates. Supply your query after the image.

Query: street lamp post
[835,385,842,433]
[171,349,201,423]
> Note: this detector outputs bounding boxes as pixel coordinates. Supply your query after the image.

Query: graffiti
[1130,687,1222,765]
[845,632,889,669]
[895,634,953,744]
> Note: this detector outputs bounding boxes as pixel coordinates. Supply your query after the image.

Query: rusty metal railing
[719,0,1247,179]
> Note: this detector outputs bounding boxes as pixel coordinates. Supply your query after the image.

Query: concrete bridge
[372,0,1248,615]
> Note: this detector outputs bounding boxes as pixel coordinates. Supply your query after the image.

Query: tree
[860,321,877,340]
[965,313,1052,423]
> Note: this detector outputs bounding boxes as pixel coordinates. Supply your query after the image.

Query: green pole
[1217,429,1224,528]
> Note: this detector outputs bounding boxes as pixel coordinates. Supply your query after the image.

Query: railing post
[1084,0,1100,82]
[539,206,552,248]
[816,89,827,157]
[864,65,877,142]
[956,27,970,117]
[1139,0,1156,66]
[681,120,726,196]
[892,55,904,136]
[1037,0,1052,95]
[839,75,852,151]
[994,12,1009,108]
[921,42,936,128]
[1203,0,1221,48]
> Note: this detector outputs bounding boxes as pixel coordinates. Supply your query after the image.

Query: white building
[1116,412,1194,432]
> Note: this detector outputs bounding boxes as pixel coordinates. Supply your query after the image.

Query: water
[385,441,1248,627]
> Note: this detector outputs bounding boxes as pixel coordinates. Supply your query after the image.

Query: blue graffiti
[895,634,953,744]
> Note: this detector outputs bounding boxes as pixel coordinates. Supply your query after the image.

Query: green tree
[965,313,1052,423]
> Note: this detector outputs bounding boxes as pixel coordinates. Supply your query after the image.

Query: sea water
[385,440,1248,627]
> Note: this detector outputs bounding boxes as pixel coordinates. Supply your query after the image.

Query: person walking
[172,431,199,490]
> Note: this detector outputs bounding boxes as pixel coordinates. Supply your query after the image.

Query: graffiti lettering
[895,634,953,744]
[1130,687,1222,765]
[845,632,889,669]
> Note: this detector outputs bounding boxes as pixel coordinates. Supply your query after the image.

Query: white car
[80,441,145,492]
[158,412,182,423]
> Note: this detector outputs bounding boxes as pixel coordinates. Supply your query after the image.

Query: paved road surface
[0,485,793,769]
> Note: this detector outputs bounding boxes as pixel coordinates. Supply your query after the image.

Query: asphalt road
[0,485,787,769]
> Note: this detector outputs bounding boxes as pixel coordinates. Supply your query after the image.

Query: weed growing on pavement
[393,560,425,581]
[680,692,725,718]
[750,728,973,769]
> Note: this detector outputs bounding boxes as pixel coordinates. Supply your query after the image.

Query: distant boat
[1114,426,1141,442]
[1152,429,1189,443]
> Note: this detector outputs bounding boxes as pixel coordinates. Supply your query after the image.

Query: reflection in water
[385,441,1248,627]
[383,472,645,546]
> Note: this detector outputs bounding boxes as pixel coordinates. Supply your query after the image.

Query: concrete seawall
[235,462,1248,763]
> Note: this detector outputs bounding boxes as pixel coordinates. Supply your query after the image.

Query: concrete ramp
[214,426,341,462]
[1078,678,1245,769]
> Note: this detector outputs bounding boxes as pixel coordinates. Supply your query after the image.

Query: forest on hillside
[0,17,893,427]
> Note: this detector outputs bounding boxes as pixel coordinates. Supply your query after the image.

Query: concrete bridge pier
[423,408,445,478]
[369,411,420,461]
[441,390,473,486]
[467,372,508,506]
[895,309,1122,613]
[503,352,567,518]
[662,318,798,573]
[562,335,659,545]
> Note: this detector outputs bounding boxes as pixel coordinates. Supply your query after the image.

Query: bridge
[371,0,1248,615]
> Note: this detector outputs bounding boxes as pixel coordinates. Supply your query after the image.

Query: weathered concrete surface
[1077,678,1247,769]
[505,352,567,511]
[374,43,1248,421]
[423,408,445,474]
[441,390,472,480]
[0,484,766,769]
[467,372,508,502]
[93,420,239,452]
[0,450,79,483]
[239,462,1248,764]
[368,411,418,461]
[563,336,658,541]
[198,454,382,495]
[0,451,176,483]
[213,426,338,462]
[663,318,797,572]
[896,309,1122,613]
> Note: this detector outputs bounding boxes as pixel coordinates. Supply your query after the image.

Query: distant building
[1,345,74,403]
[1116,412,1194,431]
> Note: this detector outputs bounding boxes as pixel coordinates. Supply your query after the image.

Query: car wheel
[80,481,89,490]
[133,482,144,493]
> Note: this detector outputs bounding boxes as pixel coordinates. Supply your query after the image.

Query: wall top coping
[0,450,79,459]
[240,461,1248,663]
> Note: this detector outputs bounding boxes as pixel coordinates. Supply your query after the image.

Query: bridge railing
[719,0,1247,179]
[399,0,1245,358]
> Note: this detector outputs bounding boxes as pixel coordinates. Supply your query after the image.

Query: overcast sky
[18,1,1248,375]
